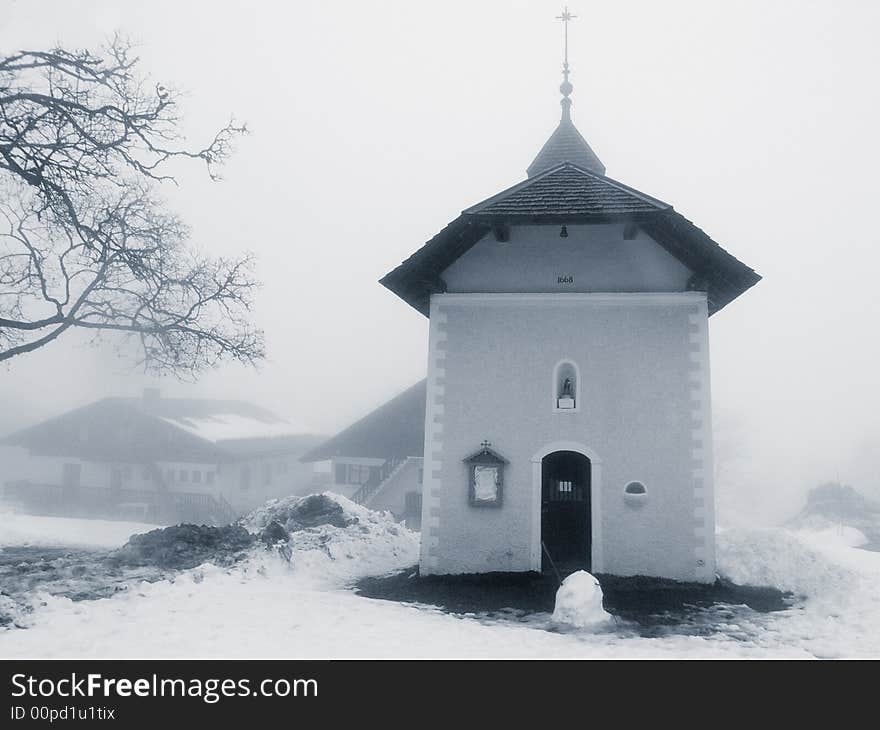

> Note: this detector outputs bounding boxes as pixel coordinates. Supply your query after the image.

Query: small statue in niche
[557,373,576,409]
[561,377,574,398]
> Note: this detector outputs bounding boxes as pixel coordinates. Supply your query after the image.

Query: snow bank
[789,520,867,549]
[551,571,611,631]
[0,511,155,549]
[242,492,419,587]
[5,502,880,657]
[242,491,367,532]
[717,527,860,598]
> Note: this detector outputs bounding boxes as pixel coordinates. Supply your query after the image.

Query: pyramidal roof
[380,159,760,318]
[379,29,760,319]
[527,103,605,177]
[527,35,605,177]
[464,162,666,217]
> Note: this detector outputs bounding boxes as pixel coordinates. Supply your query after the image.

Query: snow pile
[241,492,419,587]
[717,527,860,599]
[5,494,880,657]
[0,594,20,628]
[793,522,867,549]
[4,520,880,657]
[242,492,360,532]
[114,524,256,569]
[0,511,155,549]
[550,571,611,631]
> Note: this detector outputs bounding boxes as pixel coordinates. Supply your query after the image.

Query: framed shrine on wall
[464,442,508,507]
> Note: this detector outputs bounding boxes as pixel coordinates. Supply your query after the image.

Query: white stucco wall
[3,451,313,517]
[8,454,147,491]
[216,457,315,514]
[442,223,692,294]
[420,291,715,583]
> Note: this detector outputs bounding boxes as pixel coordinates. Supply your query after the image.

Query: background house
[1,389,324,525]
[300,380,425,528]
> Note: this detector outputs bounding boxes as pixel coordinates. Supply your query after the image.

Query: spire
[558,6,575,121]
[527,7,605,178]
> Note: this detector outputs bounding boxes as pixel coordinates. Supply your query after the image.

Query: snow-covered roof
[3,395,324,463]
[161,413,311,444]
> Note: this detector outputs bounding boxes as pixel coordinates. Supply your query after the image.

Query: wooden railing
[214,493,238,524]
[351,456,405,505]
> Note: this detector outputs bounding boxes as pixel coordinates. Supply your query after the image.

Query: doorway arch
[530,441,603,575]
[541,451,591,574]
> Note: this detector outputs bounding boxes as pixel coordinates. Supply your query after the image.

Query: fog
[1,0,878,524]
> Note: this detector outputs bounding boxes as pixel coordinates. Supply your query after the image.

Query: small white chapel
[380,10,760,582]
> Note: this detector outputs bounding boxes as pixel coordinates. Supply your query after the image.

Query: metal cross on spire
[556,6,578,70]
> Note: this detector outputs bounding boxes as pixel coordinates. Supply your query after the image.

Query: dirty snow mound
[241,492,419,586]
[241,492,362,532]
[551,571,611,631]
[717,527,859,598]
[114,524,256,569]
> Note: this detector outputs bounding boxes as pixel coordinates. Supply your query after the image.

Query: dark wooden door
[541,451,591,575]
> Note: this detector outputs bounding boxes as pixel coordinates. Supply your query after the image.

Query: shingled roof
[380,162,760,318]
[465,163,667,217]
[527,115,605,177]
[300,380,426,462]
[3,396,323,463]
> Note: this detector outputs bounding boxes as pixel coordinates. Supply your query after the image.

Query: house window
[553,360,579,411]
[192,470,202,484]
[557,480,573,494]
[179,469,189,482]
[347,464,370,485]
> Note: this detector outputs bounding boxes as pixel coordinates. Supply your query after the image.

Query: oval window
[624,481,647,495]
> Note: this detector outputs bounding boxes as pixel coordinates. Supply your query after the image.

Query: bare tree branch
[0,37,262,375]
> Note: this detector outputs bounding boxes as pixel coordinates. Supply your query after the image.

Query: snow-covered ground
[0,510,155,548]
[1,500,879,658]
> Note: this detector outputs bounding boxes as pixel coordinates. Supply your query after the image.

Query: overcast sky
[1,1,878,521]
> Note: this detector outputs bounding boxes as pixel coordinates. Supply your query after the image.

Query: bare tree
[0,36,263,375]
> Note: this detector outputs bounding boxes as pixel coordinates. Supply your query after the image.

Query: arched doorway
[541,450,591,575]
